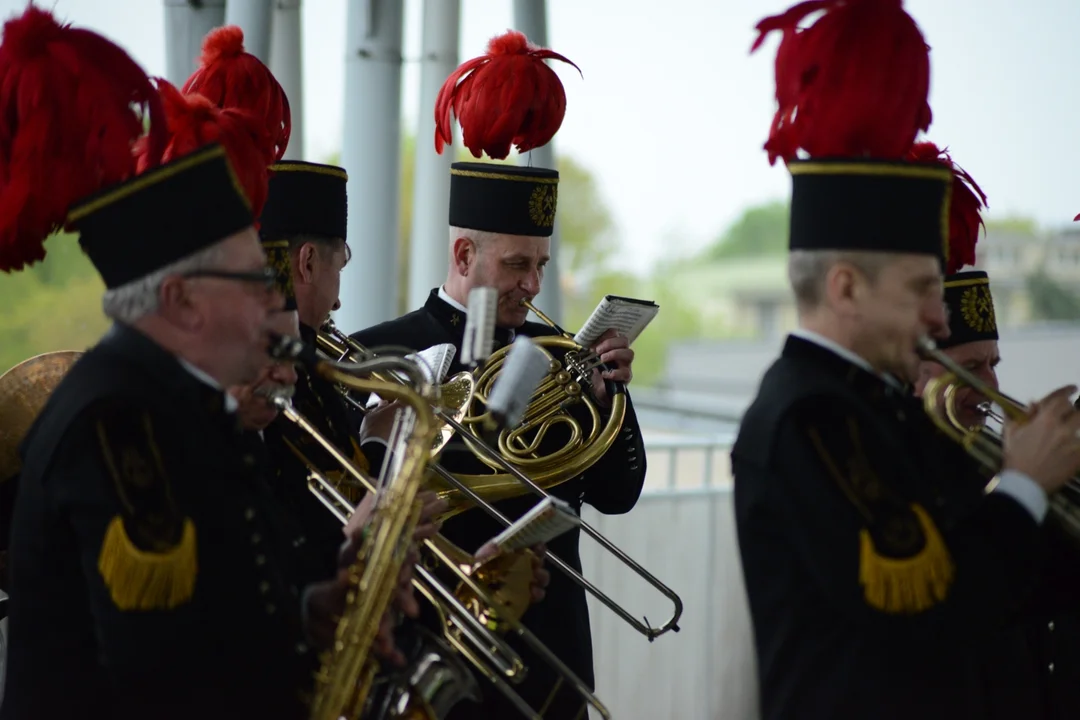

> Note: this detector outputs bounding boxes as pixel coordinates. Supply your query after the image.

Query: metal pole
[335,0,405,334]
[269,0,304,160]
[512,0,562,325]
[163,0,227,87]
[407,0,460,312]
[224,0,272,63]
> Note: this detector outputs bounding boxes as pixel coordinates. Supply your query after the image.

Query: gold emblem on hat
[960,285,996,333]
[528,184,558,228]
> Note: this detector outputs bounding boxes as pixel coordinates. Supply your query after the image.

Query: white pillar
[513,0,562,325]
[224,0,272,63]
[407,0,460,311]
[269,0,304,160]
[334,0,404,334]
[163,0,226,87]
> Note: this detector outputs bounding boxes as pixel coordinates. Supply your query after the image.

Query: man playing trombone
[910,143,1080,720]
[733,2,1080,718]
[348,30,647,720]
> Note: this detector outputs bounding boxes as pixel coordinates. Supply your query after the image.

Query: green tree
[1026,269,1080,321]
[985,215,1039,236]
[554,155,616,281]
[703,200,789,259]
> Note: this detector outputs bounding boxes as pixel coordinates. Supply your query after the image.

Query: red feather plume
[0,5,165,272]
[751,0,932,165]
[181,25,290,162]
[908,141,988,275]
[434,29,582,160]
[136,79,275,219]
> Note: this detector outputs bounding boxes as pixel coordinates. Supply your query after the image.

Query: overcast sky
[4,0,1079,274]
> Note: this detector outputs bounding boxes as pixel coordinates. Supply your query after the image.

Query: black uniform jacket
[258,320,365,582]
[732,335,1042,720]
[1,324,318,720]
[348,288,647,718]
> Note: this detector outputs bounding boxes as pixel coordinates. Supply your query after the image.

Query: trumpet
[917,336,1080,543]
[268,336,612,720]
[319,309,684,641]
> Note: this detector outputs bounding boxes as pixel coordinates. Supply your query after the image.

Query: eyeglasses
[182,267,278,292]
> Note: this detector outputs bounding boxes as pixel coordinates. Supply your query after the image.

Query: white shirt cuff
[362,437,389,449]
[992,469,1048,523]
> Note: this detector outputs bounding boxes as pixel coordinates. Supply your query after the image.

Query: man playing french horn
[349,30,647,720]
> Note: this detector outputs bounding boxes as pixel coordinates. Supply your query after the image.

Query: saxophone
[271,334,440,720]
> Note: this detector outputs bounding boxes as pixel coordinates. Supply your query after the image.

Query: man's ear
[158,275,201,331]
[295,243,317,284]
[451,236,477,277]
[823,262,862,315]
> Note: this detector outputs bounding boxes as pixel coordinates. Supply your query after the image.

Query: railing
[580,435,759,720]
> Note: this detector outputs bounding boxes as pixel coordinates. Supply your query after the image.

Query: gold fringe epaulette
[858,503,954,614]
[98,515,197,611]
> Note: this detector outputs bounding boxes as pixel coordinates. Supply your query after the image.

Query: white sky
[5,0,1080,274]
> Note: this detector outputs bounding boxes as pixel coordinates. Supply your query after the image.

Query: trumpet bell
[430,371,476,457]
[430,335,626,520]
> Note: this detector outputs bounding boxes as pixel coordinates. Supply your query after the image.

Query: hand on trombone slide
[475,540,552,603]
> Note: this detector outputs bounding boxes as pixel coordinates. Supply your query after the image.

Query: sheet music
[365,343,457,408]
[489,496,580,552]
[572,295,660,348]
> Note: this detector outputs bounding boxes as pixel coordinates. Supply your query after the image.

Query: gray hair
[788,249,902,311]
[101,242,227,324]
[448,226,499,248]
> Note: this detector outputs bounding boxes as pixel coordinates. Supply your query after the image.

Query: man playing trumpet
[733,2,1080,718]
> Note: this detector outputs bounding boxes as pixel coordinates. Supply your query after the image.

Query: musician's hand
[1003,384,1080,493]
[474,542,550,603]
[414,490,447,543]
[343,491,376,541]
[302,569,350,651]
[589,329,633,407]
[528,543,550,603]
[360,399,402,444]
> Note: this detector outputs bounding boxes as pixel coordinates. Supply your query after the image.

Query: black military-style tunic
[733,335,1043,720]
[1,323,317,720]
[349,288,647,718]
[258,320,365,582]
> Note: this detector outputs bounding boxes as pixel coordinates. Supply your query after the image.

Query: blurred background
[4,0,1080,717]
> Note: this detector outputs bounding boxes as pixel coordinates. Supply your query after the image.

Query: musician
[733,3,1080,719]
[349,34,646,714]
[1,144,344,718]
[255,162,371,572]
[912,250,1080,717]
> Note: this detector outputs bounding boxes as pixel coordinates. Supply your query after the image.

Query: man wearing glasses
[1,144,417,719]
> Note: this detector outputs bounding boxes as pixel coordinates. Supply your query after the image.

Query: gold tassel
[97,515,198,611]
[349,437,370,475]
[858,503,954,614]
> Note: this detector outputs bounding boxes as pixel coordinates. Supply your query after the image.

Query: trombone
[267,336,612,720]
[917,336,1080,543]
[319,316,684,641]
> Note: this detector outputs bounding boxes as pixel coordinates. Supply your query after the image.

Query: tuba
[269,335,612,720]
[917,336,1080,543]
[0,350,82,481]
[320,303,683,641]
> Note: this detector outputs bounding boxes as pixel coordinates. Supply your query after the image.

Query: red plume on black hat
[182,25,290,162]
[752,0,932,165]
[908,141,988,274]
[136,79,275,219]
[434,29,581,160]
[0,5,166,272]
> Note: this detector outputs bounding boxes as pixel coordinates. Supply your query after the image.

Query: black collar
[781,334,912,407]
[423,288,515,348]
[99,322,234,420]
